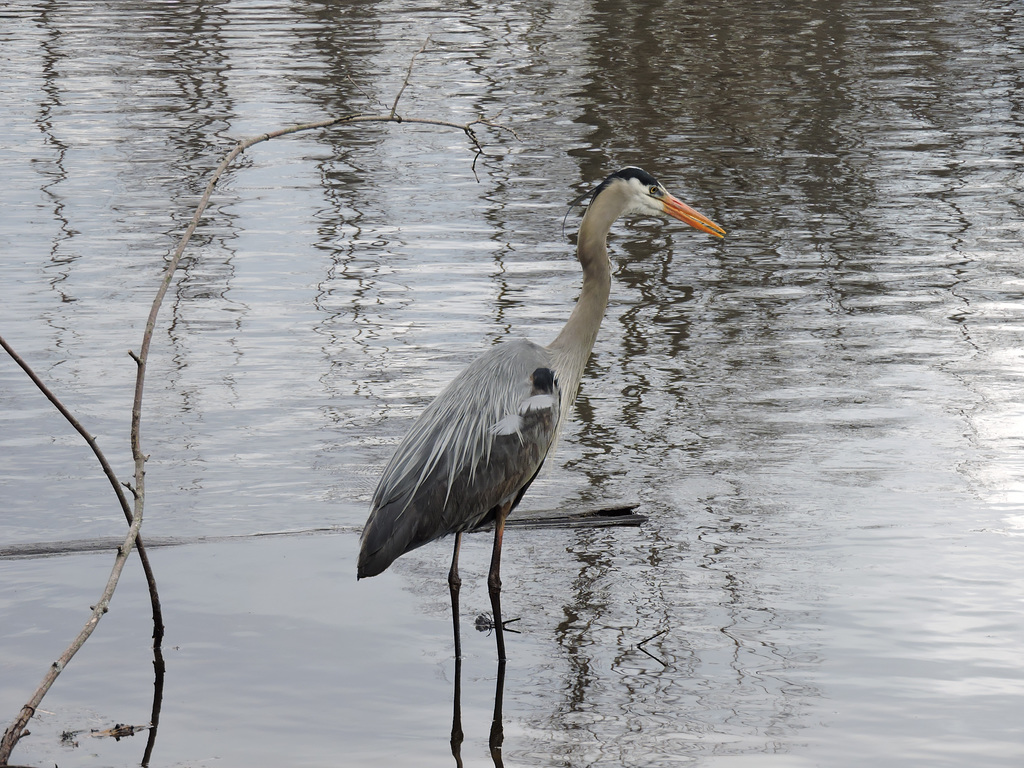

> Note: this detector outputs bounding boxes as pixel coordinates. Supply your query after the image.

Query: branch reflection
[140,631,164,766]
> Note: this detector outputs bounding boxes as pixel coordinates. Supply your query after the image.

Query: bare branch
[0,336,166,764]
[390,37,432,119]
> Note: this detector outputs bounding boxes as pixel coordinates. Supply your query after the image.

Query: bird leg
[449,532,463,660]
[488,502,513,661]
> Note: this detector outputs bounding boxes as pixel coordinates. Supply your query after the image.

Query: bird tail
[357,495,438,579]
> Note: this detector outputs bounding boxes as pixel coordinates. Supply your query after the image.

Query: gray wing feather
[358,338,559,578]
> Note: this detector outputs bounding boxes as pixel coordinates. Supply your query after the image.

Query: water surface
[2,1,1023,766]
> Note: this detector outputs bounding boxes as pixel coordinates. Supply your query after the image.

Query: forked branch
[0,337,164,765]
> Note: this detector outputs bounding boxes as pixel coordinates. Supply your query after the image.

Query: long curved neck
[547,182,632,412]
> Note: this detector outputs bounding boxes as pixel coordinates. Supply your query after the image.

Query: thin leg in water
[448,532,463,660]
[487,502,513,661]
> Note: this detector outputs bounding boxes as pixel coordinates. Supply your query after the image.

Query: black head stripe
[590,167,660,202]
[613,167,660,186]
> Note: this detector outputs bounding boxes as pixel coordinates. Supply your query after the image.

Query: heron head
[603,167,726,238]
[564,167,725,240]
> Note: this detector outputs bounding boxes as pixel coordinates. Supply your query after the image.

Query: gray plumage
[358,340,559,577]
[357,167,725,585]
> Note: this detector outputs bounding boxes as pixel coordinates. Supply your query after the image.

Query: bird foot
[474,613,521,635]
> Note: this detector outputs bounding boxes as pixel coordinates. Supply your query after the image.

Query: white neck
[547,181,634,426]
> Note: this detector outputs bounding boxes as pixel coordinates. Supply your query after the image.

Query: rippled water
[2,1,1024,766]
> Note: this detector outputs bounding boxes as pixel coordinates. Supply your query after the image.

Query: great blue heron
[357,167,725,658]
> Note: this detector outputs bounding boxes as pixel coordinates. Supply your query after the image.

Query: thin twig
[390,36,431,119]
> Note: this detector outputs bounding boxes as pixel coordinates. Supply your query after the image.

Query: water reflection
[449,656,507,768]
[34,14,75,305]
[4,0,1024,764]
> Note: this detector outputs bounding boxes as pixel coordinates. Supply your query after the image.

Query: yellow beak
[663,195,726,238]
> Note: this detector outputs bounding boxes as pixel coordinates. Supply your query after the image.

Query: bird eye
[648,185,662,197]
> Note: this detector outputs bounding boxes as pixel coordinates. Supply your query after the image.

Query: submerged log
[0,503,645,560]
